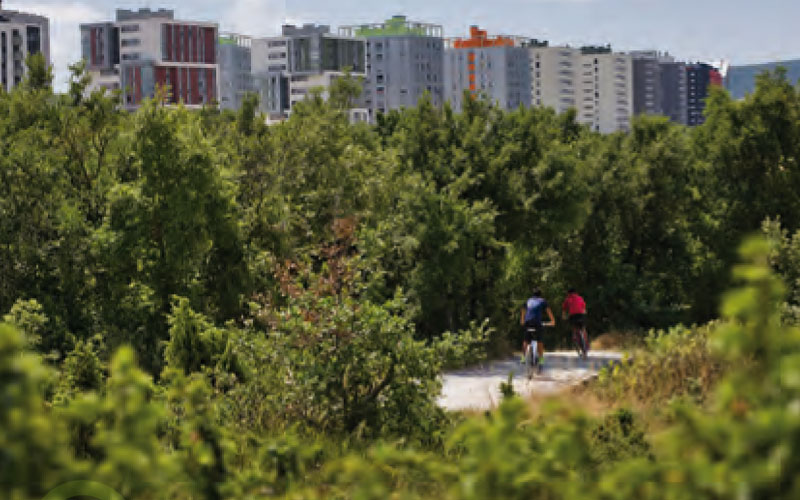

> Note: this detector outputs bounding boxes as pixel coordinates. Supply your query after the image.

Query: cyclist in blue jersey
[520,289,556,365]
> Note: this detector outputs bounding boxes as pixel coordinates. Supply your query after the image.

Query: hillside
[2,57,800,499]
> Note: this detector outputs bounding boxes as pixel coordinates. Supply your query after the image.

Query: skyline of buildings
[4,2,797,132]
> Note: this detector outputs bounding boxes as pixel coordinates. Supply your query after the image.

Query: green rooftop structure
[338,15,445,123]
[339,15,443,38]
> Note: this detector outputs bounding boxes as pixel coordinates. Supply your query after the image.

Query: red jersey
[562,293,586,316]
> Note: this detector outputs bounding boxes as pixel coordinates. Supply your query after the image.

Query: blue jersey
[524,297,548,325]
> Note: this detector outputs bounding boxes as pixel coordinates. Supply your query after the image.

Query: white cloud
[221,0,286,36]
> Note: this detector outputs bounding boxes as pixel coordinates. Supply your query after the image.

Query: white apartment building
[81,8,219,109]
[582,51,633,133]
[529,43,633,133]
[529,43,580,114]
[0,4,50,91]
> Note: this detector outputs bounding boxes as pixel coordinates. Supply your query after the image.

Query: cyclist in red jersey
[562,288,589,358]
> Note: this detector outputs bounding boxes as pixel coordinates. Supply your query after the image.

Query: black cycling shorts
[523,322,543,343]
[569,313,586,329]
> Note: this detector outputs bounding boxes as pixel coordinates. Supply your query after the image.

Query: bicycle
[523,323,553,379]
[571,327,589,360]
[524,337,543,379]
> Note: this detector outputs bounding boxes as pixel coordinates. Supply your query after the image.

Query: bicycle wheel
[526,343,537,379]
[581,331,589,359]
[572,331,583,357]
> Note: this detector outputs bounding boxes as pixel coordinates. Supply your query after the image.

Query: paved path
[438,351,624,411]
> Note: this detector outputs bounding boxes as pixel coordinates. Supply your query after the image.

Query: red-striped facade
[162,23,216,64]
[124,22,217,107]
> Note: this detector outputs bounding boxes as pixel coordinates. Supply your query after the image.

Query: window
[121,39,141,47]
[121,53,140,61]
[120,24,140,33]
[268,40,286,47]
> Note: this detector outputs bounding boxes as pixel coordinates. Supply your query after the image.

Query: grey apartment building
[339,15,444,122]
[251,24,366,122]
[0,3,49,91]
[444,26,531,113]
[219,33,252,111]
[631,51,688,125]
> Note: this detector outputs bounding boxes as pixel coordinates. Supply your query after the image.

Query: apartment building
[219,33,252,111]
[527,42,632,133]
[0,3,49,91]
[575,47,632,133]
[81,8,219,109]
[251,24,366,122]
[630,50,687,125]
[527,40,580,115]
[444,26,531,112]
[339,15,444,122]
[686,62,722,126]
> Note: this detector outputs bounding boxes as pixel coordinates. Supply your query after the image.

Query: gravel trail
[438,351,624,411]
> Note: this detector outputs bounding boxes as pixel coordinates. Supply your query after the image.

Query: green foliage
[4,298,48,349]
[4,58,800,498]
[592,322,724,406]
[436,319,493,369]
[234,253,448,439]
[278,236,800,500]
[588,408,651,466]
[165,296,233,377]
[24,52,53,90]
[56,335,105,402]
[0,324,78,499]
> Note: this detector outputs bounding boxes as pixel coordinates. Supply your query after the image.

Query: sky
[4,0,799,91]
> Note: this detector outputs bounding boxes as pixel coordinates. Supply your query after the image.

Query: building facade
[630,50,687,125]
[81,8,219,109]
[444,26,531,112]
[339,15,444,122]
[0,5,49,91]
[686,62,722,126]
[251,24,366,121]
[218,33,252,111]
[527,42,632,133]
[528,41,579,115]
[725,59,800,100]
[660,61,689,124]
[580,48,633,133]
